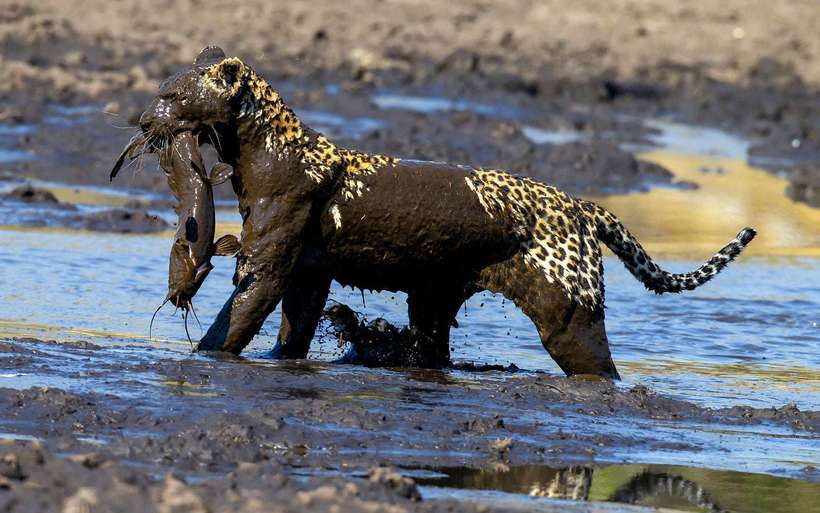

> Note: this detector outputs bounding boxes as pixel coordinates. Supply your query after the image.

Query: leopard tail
[579,200,756,294]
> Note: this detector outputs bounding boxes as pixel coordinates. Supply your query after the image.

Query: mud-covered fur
[200,56,397,187]
[465,168,756,309]
[134,47,756,378]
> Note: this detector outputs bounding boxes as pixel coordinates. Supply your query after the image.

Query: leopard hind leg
[476,255,619,379]
[406,281,476,367]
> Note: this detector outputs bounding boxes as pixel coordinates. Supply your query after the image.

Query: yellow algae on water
[0,318,141,341]
[47,186,133,207]
[618,359,820,390]
[3,151,818,257]
[0,318,201,350]
[159,379,217,397]
[589,151,820,258]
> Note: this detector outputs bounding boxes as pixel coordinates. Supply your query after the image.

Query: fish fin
[171,241,196,271]
[208,163,234,185]
[214,234,240,256]
[194,262,213,283]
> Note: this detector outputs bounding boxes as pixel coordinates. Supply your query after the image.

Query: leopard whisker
[208,124,223,155]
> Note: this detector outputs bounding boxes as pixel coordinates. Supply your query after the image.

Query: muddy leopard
[124,46,756,378]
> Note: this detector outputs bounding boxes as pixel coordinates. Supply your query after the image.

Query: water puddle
[0,123,35,163]
[0,125,34,137]
[417,463,820,513]
[0,432,41,442]
[0,96,816,410]
[642,120,750,160]
[0,148,33,163]
[43,104,103,127]
[590,151,820,257]
[298,109,382,139]
[520,125,584,145]
[0,94,817,493]
[372,93,520,118]
[367,93,760,167]
[0,220,817,410]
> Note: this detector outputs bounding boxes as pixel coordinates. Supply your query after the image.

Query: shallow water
[0,98,818,505]
[299,109,382,140]
[0,227,816,412]
[0,109,818,410]
[371,93,521,118]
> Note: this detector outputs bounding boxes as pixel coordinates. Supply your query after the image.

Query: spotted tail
[579,201,756,294]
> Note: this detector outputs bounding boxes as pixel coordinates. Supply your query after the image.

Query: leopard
[128,46,756,378]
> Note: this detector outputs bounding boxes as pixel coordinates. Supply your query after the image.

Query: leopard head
[137,47,280,159]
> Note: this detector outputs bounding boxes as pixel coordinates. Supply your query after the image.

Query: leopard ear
[194,46,226,66]
[216,58,244,87]
[201,57,247,97]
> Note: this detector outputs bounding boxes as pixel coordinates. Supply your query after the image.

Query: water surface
[2,137,818,410]
[0,99,817,502]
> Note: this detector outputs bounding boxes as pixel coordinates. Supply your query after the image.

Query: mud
[0,184,169,232]
[786,164,820,208]
[325,303,447,368]
[1,185,63,205]
[0,337,817,512]
[2,1,818,204]
[1,2,819,510]
[0,441,439,513]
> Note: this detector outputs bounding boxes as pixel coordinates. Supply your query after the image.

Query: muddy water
[0,103,819,511]
[1,150,817,410]
[1,225,817,410]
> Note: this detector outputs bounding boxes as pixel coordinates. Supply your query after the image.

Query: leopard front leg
[197,202,313,355]
[269,273,332,359]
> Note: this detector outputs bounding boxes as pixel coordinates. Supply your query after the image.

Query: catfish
[111,130,240,343]
[159,131,239,308]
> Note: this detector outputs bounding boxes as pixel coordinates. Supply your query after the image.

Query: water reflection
[418,463,820,513]
[607,470,724,512]
[528,466,592,500]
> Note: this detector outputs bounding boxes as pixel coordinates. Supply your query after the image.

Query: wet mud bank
[0,440,439,513]
[1,1,819,510]
[0,85,683,202]
[0,337,818,512]
[1,1,819,205]
[0,184,169,233]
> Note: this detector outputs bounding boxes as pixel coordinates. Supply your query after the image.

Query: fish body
[159,132,237,306]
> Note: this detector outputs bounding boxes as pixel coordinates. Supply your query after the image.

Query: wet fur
[134,47,756,377]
